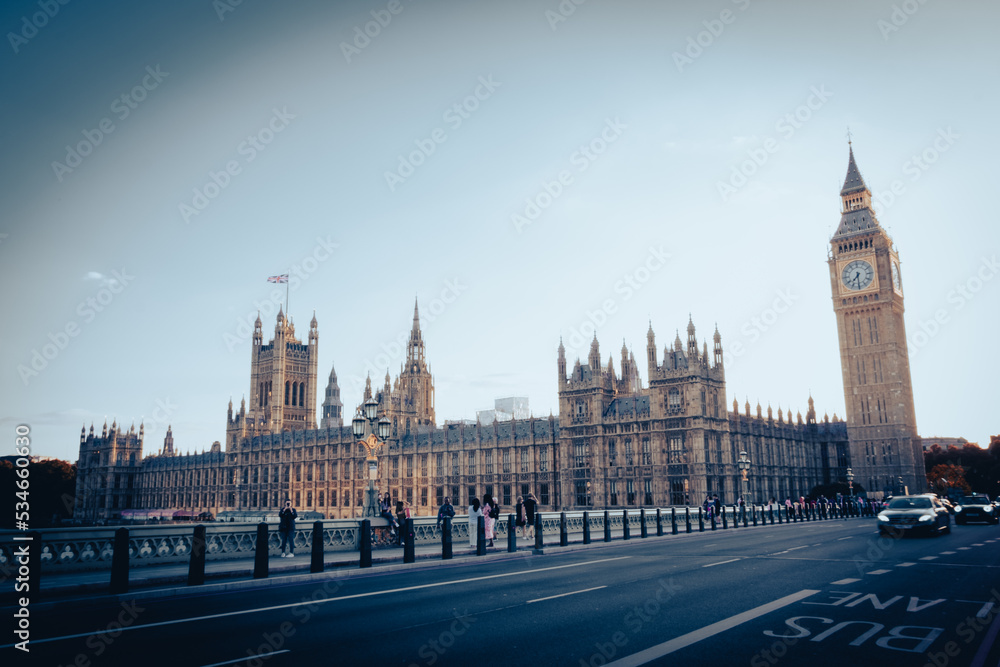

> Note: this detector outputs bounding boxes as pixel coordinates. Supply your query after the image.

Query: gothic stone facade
[75,148,924,524]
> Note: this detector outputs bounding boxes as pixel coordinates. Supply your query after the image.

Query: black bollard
[442,516,453,560]
[698,508,705,532]
[404,518,415,563]
[722,508,728,529]
[583,511,591,544]
[623,510,631,540]
[604,510,612,542]
[752,507,758,527]
[359,519,372,568]
[508,514,517,553]
[685,508,692,533]
[656,509,664,536]
[560,512,568,546]
[110,527,130,594]
[743,506,749,527]
[188,524,206,586]
[711,510,717,531]
[534,514,544,550]
[640,509,648,538]
[477,515,487,555]
[311,521,324,574]
[26,531,41,599]
[769,507,775,524]
[671,508,678,535]
[253,522,269,579]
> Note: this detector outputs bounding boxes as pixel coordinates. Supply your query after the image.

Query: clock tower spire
[828,144,924,497]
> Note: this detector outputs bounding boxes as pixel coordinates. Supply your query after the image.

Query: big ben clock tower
[829,144,925,497]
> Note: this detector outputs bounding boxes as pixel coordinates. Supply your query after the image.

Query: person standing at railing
[468,497,483,548]
[524,492,537,539]
[437,497,455,531]
[278,500,297,558]
[482,493,498,548]
[515,496,527,538]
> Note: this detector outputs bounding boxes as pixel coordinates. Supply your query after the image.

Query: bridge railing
[0,501,868,575]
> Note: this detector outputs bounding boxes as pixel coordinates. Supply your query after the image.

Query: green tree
[0,458,76,528]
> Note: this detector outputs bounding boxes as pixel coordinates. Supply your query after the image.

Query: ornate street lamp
[353,400,391,518]
[846,467,854,499]
[738,450,750,519]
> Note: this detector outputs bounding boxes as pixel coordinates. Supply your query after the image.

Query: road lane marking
[8,555,633,647]
[831,578,860,585]
[971,601,1000,667]
[973,543,984,547]
[768,545,808,556]
[200,651,291,667]
[866,569,891,575]
[959,547,972,550]
[920,556,938,561]
[836,536,854,541]
[605,589,820,666]
[941,551,957,555]
[897,563,916,567]
[703,558,741,568]
[528,585,606,604]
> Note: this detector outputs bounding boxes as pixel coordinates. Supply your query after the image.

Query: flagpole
[286,273,290,317]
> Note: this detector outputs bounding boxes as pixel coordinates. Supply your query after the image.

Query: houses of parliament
[73,148,927,522]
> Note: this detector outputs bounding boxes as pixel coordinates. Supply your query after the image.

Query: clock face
[841,259,875,291]
[891,260,902,293]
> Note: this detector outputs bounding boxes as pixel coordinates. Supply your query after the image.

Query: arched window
[285,381,290,405]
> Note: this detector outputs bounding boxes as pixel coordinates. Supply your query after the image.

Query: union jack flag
[267,274,288,283]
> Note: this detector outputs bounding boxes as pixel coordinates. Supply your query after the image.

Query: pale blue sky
[2,0,998,462]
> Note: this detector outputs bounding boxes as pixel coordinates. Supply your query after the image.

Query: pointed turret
[841,143,867,195]
[589,334,601,371]
[646,322,657,375]
[834,143,878,234]
[687,316,697,358]
[557,338,567,386]
[320,362,344,429]
[713,324,723,368]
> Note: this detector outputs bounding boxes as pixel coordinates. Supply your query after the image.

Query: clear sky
[2,0,997,463]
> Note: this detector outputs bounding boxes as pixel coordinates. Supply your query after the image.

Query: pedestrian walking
[468,497,483,548]
[278,499,297,557]
[515,496,527,537]
[395,501,407,546]
[524,492,537,538]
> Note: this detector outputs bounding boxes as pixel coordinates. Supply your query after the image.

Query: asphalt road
[9,518,1000,666]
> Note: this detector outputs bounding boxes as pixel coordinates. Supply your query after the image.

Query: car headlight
[954,506,963,512]
[877,513,889,522]
[918,515,934,522]
[985,507,994,514]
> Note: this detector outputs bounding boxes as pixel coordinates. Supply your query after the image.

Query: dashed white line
[867,569,891,575]
[703,558,741,568]
[920,556,938,561]
[201,652,291,667]
[605,589,820,666]
[897,562,916,567]
[973,543,985,547]
[959,547,972,551]
[836,536,854,541]
[831,578,861,585]
[528,585,606,604]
